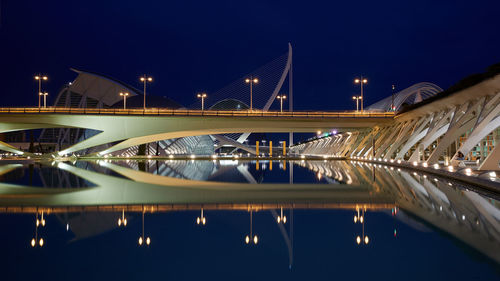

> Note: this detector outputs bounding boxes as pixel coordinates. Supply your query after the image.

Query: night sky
[1,0,500,110]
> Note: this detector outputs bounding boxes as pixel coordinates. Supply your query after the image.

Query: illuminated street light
[244,210,258,245]
[117,209,127,227]
[197,93,207,111]
[138,211,151,246]
[39,92,49,108]
[196,208,206,225]
[119,92,129,109]
[354,76,368,112]
[276,207,287,224]
[139,75,153,110]
[34,74,48,109]
[245,76,259,111]
[352,96,362,112]
[276,94,287,113]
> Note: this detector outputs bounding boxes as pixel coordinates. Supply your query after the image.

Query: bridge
[291,71,500,171]
[0,108,393,156]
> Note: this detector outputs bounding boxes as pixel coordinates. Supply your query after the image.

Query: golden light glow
[39,238,44,247]
[123,218,127,226]
[118,218,122,226]
[245,235,250,244]
[196,217,200,224]
[253,235,258,244]
[119,92,129,96]
[354,216,357,223]
[146,237,151,245]
[253,78,258,83]
[31,238,36,247]
[245,78,250,83]
[364,236,369,244]
[138,237,143,245]
[34,75,48,80]
[356,236,361,244]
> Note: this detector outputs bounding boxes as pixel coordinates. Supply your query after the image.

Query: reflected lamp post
[138,211,151,246]
[196,208,206,225]
[245,210,258,245]
[245,77,258,111]
[276,94,286,113]
[119,92,129,109]
[277,207,287,224]
[34,74,48,109]
[197,93,207,111]
[354,77,368,112]
[31,213,45,248]
[117,209,127,227]
[354,208,369,245]
[139,75,153,110]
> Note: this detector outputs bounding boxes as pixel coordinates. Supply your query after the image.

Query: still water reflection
[0,159,498,280]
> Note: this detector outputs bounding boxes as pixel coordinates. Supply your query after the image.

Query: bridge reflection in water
[0,159,499,265]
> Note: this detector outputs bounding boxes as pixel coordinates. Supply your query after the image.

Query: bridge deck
[0,107,395,118]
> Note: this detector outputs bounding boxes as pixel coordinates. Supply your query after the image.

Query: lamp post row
[35,72,380,112]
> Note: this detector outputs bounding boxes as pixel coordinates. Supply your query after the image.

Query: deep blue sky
[1,0,500,109]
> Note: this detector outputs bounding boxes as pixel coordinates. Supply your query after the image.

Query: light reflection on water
[0,159,499,279]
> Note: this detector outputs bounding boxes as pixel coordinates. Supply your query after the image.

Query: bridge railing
[0,107,395,118]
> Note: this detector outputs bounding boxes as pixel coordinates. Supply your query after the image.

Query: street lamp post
[39,92,49,108]
[119,92,129,109]
[352,96,362,112]
[197,93,207,111]
[391,84,396,111]
[34,74,48,109]
[276,94,287,113]
[139,75,153,110]
[354,76,368,112]
[245,77,258,111]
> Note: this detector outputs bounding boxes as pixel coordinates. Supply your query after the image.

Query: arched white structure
[366,82,443,112]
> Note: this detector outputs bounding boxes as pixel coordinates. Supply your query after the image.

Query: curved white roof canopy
[366,82,443,112]
[68,68,140,107]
